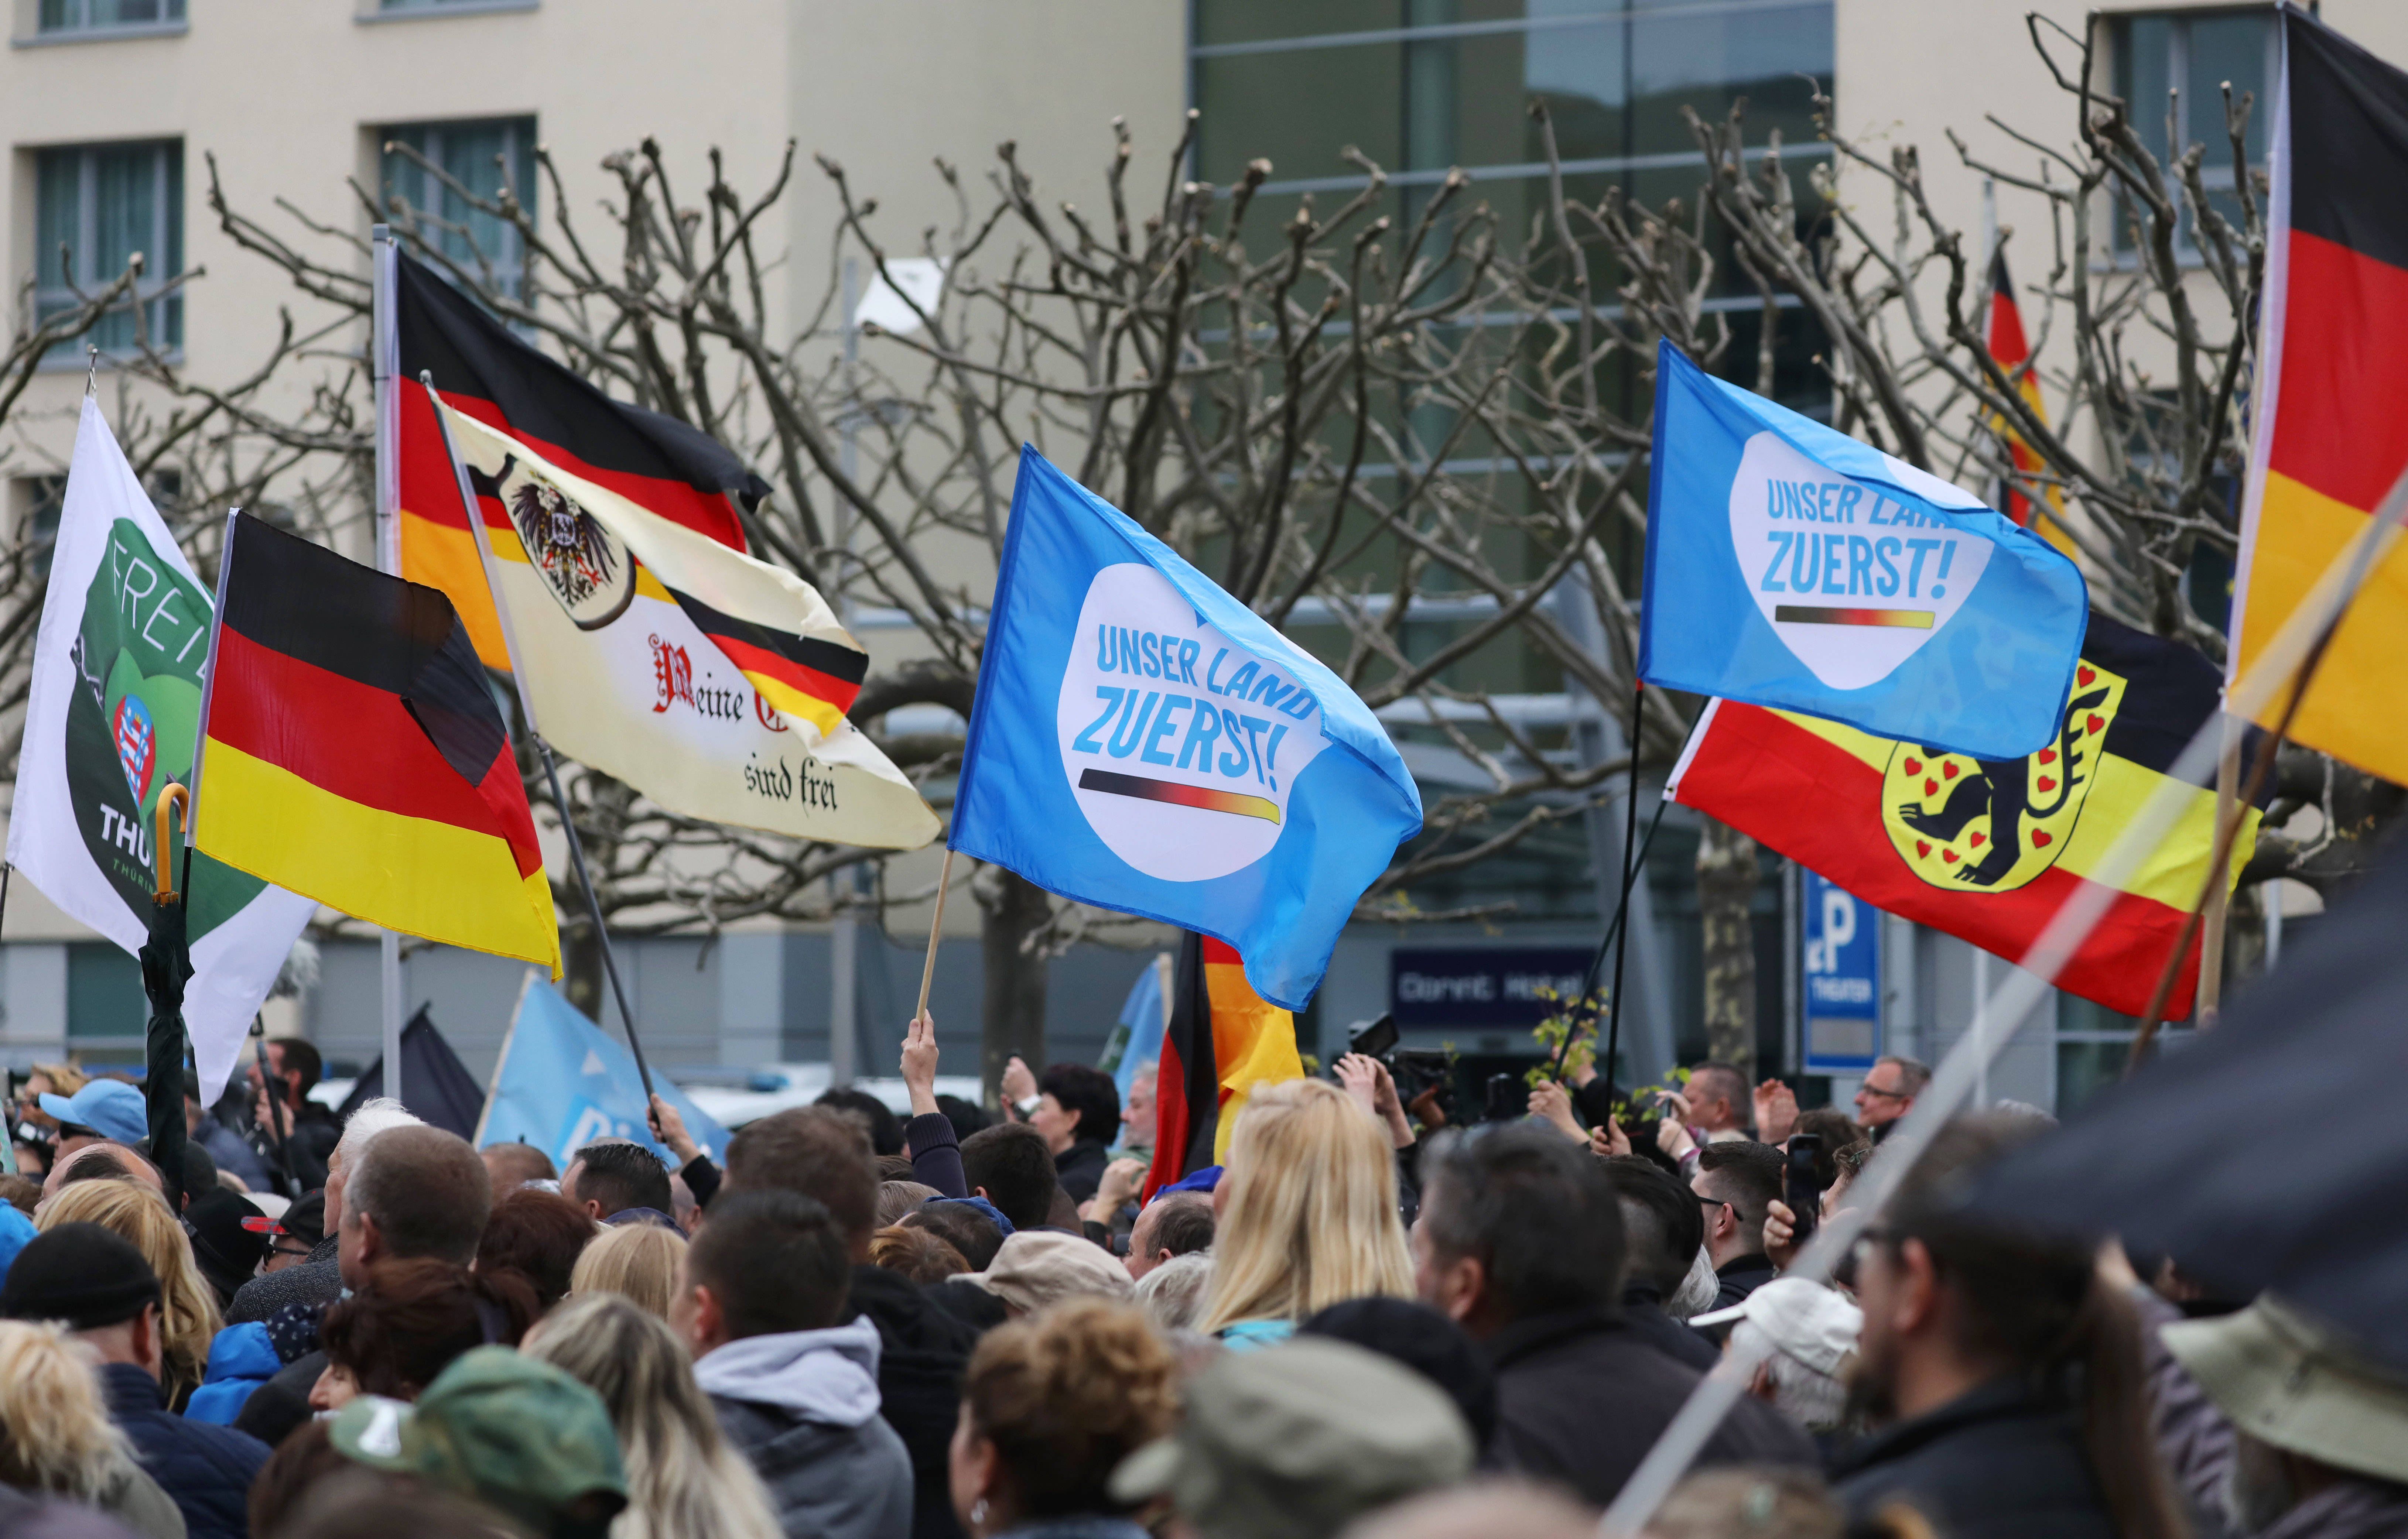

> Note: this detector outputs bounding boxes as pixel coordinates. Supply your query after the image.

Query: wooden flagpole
[915,847,956,1021]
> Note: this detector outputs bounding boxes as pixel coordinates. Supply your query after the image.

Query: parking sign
[1802,870,1881,1074]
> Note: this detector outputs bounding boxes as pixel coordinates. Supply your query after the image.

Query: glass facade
[381,117,538,299]
[33,140,182,357]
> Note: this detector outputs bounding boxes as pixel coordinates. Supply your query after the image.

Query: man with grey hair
[226,1096,423,1324]
[234,1121,491,1449]
[1853,1055,1930,1142]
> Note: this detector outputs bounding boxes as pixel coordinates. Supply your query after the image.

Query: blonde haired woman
[38,1177,222,1407]
[1194,1077,1413,1348]
[0,1320,185,1539]
[523,1292,781,1539]
[569,1220,688,1319]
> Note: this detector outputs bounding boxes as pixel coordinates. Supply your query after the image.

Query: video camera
[1339,1013,1455,1114]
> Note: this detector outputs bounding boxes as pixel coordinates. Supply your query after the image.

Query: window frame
[378,115,539,301]
[2102,6,2277,267]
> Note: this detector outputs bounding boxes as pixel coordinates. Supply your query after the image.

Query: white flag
[7,399,315,1099]
[436,403,939,850]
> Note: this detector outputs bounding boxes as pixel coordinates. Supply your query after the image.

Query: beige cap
[966,1229,1132,1314]
[2162,1295,2408,1485]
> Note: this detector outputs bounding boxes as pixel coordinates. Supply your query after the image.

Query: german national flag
[1985,250,2077,559]
[392,251,767,669]
[1667,614,2267,1021]
[1143,931,1303,1200]
[193,515,559,972]
[2230,11,2408,784]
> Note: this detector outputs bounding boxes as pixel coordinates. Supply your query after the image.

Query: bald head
[340,1125,491,1287]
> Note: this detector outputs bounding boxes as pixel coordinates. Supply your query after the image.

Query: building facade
[1,0,2385,1108]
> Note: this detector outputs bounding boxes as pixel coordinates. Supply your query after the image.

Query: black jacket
[848,1264,991,1539]
[1482,1306,1816,1506]
[1829,1378,2116,1539]
[231,1350,324,1451]
[99,1363,268,1539]
[250,1100,338,1193]
[1052,1139,1110,1204]
[1711,1252,1778,1312]
[1618,1282,1720,1371]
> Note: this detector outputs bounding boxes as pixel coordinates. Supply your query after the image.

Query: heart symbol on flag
[1970,832,1985,847]
[2038,748,2056,765]
[2077,666,2096,686]
[1942,849,1958,864]
[2037,775,2057,793]
[1726,432,1992,689]
[1941,762,1958,780]
[2032,830,2053,847]
[2087,714,2104,734]
[1924,778,1937,796]
[1916,840,1931,858]
[1902,757,1922,775]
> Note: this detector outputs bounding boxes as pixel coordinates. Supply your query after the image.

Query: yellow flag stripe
[2231,469,2408,784]
[196,739,560,973]
[1203,957,1303,1165]
[749,675,846,737]
[398,508,509,669]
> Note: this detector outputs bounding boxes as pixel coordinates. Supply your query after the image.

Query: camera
[1337,1013,1453,1116]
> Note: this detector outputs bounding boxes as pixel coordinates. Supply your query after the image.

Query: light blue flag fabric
[950,447,1424,1011]
[1106,958,1166,1103]
[474,976,731,1173]
[1640,340,2087,760]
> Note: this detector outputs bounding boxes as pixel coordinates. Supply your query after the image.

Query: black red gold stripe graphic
[1773,606,1934,629]
[1077,768,1280,823]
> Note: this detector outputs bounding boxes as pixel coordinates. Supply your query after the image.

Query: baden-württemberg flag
[2229,8,2408,784]
[193,514,560,972]
[950,448,1423,1011]
[437,403,937,850]
[1641,339,2088,760]
[6,401,315,1100]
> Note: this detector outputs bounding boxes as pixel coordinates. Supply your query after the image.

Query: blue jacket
[184,1323,281,1427]
[99,1361,269,1539]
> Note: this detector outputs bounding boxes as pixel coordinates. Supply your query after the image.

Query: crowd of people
[0,1023,2398,1539]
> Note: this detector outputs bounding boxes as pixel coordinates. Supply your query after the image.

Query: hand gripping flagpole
[423,372,656,1110]
[1598,457,2408,1539]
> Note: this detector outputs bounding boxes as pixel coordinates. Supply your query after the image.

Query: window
[2109,9,2274,252]
[381,117,537,299]
[33,140,182,359]
[37,0,184,34]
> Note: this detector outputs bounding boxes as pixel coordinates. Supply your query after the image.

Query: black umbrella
[1975,835,2408,1369]
[140,785,194,1213]
[337,1005,488,1141]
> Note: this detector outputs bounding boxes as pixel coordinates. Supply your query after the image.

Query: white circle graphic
[1055,564,1327,882]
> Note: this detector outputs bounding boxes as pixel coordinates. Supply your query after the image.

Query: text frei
[1757,480,1964,602]
[1068,626,1314,791]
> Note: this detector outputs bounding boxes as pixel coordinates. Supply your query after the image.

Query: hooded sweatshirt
[697,1316,914,1539]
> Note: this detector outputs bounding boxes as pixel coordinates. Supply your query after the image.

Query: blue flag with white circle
[1640,340,2087,760]
[950,447,1423,1011]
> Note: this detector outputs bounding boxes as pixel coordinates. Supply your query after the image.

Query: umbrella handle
[153,783,189,903]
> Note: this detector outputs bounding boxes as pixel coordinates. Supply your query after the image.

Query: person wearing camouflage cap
[329,1346,627,1539]
[1109,1336,1474,1539]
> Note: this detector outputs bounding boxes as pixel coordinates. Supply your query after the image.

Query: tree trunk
[978,868,1051,1106]
[1695,815,1759,1077]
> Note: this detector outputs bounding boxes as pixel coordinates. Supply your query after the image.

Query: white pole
[371,224,405,1110]
[2264,878,2284,969]
[1971,946,1989,1110]
[828,257,862,1086]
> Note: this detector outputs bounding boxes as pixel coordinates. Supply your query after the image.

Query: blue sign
[1391,947,1592,1030]
[1801,871,1881,1074]
[1638,339,2087,760]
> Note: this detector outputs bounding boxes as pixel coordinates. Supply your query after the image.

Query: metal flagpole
[1600,681,1647,1103]
[2196,716,2241,1024]
[829,257,863,1086]
[371,224,405,1110]
[421,372,656,1107]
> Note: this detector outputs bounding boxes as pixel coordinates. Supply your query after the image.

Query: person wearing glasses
[1851,1056,1930,1142]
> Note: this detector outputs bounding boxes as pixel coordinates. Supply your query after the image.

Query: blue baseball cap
[39,1079,148,1144]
